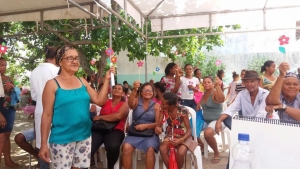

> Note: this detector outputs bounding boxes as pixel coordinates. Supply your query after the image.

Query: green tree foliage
[195,55,226,77]
[0,1,237,84]
[247,55,279,75]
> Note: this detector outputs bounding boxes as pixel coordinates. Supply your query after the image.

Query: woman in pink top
[160,63,182,97]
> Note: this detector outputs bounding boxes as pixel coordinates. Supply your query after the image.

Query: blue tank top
[49,78,92,144]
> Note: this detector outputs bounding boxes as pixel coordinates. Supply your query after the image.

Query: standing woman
[38,45,115,169]
[0,57,19,167]
[160,63,181,97]
[122,82,161,169]
[226,72,240,105]
[217,70,225,92]
[180,64,200,110]
[259,60,277,91]
[194,69,204,93]
[198,76,225,164]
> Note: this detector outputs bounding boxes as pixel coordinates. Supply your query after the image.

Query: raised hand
[278,62,290,78]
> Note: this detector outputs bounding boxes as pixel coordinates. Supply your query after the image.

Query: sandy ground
[1,112,229,169]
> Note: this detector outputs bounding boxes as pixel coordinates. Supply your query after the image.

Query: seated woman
[122,81,161,169]
[197,76,225,164]
[91,78,129,169]
[159,92,195,169]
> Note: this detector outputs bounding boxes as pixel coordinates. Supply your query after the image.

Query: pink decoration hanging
[137,60,144,67]
[105,48,114,56]
[278,35,289,45]
[215,60,222,66]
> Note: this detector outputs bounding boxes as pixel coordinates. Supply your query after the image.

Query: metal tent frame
[1,0,300,81]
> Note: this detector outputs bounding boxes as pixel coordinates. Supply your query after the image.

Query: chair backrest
[127,109,133,125]
[185,106,197,142]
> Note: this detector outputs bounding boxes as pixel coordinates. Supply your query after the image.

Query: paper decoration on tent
[90,59,96,66]
[278,35,289,45]
[111,56,117,64]
[278,46,286,54]
[137,60,144,67]
[215,60,222,66]
[278,35,289,54]
[0,42,8,55]
[105,48,114,56]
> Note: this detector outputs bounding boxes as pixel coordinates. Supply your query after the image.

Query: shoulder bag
[128,102,156,137]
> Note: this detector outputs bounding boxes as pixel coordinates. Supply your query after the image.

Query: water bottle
[232,133,252,169]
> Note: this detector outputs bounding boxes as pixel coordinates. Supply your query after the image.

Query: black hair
[164,63,177,76]
[163,92,178,106]
[45,45,58,60]
[139,82,155,98]
[194,69,201,75]
[0,37,7,44]
[261,60,275,73]
[123,81,128,85]
[86,75,91,82]
[112,84,126,101]
[154,82,166,93]
[241,69,246,74]
[0,58,6,61]
[232,71,239,79]
[217,70,224,80]
[203,76,214,82]
[184,64,193,69]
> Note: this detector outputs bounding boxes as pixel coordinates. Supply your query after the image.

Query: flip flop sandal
[210,157,221,164]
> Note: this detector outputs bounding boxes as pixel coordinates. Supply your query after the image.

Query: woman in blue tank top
[38,45,115,169]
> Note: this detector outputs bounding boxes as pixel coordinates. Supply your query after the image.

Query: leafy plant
[247,55,279,75]
[197,56,226,77]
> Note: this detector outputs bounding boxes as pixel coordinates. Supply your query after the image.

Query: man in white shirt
[30,46,59,169]
[215,70,270,169]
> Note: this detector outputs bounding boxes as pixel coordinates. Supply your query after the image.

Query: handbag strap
[133,102,155,125]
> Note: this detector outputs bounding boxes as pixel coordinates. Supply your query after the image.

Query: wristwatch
[282,104,287,111]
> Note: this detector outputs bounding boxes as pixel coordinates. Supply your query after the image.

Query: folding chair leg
[221,131,226,152]
[132,150,137,169]
[154,153,159,169]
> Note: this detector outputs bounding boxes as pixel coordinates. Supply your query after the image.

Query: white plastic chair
[128,109,160,169]
[162,106,203,169]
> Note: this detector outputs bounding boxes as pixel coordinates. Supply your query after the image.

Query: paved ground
[1,112,229,169]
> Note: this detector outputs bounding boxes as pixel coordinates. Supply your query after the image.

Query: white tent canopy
[0,0,111,23]
[115,0,300,37]
[1,0,300,37]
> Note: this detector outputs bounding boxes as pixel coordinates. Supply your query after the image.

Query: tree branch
[44,23,71,44]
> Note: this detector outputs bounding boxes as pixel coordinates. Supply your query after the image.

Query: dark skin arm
[213,77,225,103]
[128,81,140,109]
[265,62,289,105]
[93,102,129,122]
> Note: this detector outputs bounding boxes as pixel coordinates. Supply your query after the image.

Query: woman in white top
[180,64,200,110]
[226,71,239,105]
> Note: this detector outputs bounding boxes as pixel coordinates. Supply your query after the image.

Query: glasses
[62,56,80,63]
[142,89,153,93]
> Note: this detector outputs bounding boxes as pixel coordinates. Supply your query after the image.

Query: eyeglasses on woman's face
[62,56,80,63]
[141,89,153,93]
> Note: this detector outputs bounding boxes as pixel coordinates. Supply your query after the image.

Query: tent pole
[96,0,146,39]
[148,27,300,39]
[145,18,148,82]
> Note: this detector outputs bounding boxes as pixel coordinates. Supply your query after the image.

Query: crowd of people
[0,43,299,169]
